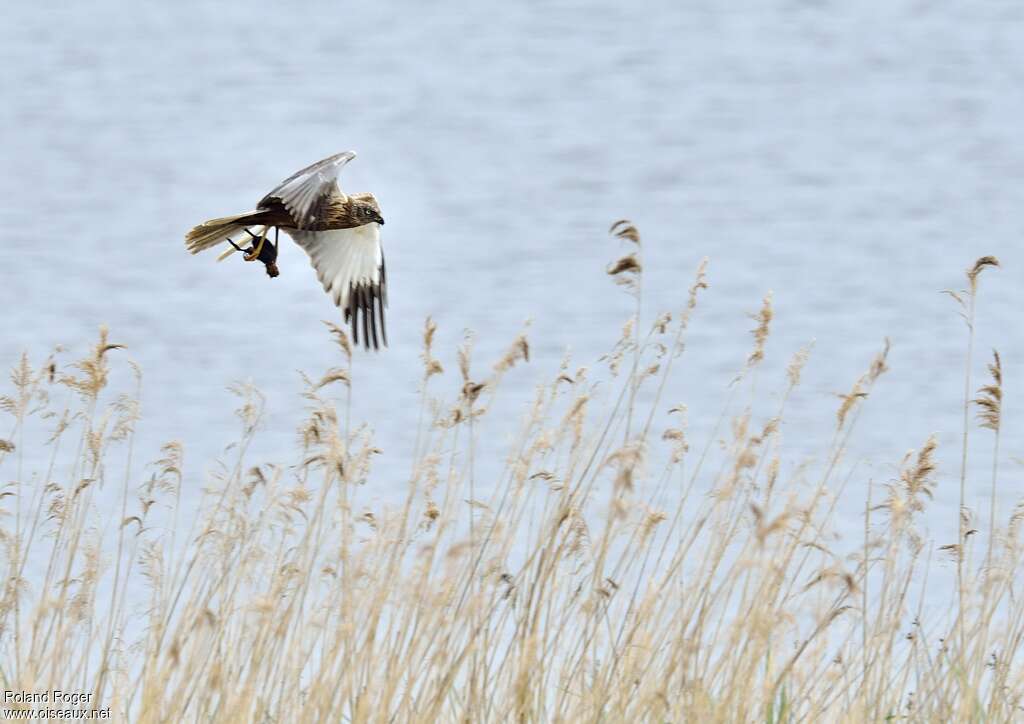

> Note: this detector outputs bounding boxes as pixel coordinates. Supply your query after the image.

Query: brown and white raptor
[185,151,387,349]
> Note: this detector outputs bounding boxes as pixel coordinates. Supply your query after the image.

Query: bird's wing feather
[259,151,356,229]
[287,224,387,349]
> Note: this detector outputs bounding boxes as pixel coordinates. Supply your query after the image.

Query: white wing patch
[287,223,387,349]
[260,151,357,229]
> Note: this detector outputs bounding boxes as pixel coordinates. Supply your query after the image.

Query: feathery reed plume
[786,342,814,388]
[60,326,124,401]
[604,441,644,494]
[607,255,641,277]
[685,258,709,314]
[973,350,1002,432]
[457,332,472,383]
[315,368,351,390]
[882,435,938,527]
[835,384,866,431]
[493,326,531,375]
[607,220,642,293]
[967,256,1000,292]
[1,353,33,420]
[609,219,641,244]
[420,316,443,380]
[670,258,708,361]
[662,404,688,463]
[836,339,889,430]
[867,337,890,383]
[323,320,353,363]
[747,291,773,368]
[904,435,937,505]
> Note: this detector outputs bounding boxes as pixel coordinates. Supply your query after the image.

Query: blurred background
[2,1,1023,562]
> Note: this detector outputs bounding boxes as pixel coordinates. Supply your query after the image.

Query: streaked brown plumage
[187,192,381,240]
[185,152,388,349]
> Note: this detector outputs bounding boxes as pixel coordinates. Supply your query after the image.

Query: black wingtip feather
[378,260,388,346]
[349,287,359,346]
[368,288,379,350]
[361,287,371,350]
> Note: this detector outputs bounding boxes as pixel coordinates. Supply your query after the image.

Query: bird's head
[356,202,385,226]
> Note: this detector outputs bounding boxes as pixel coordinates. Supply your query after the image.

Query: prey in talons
[224,227,280,278]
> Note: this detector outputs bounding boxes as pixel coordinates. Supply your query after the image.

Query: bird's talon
[248,226,269,262]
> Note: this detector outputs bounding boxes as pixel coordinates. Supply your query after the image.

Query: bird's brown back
[257,194,375,231]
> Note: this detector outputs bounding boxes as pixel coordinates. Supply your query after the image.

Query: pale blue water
[2,1,1024,591]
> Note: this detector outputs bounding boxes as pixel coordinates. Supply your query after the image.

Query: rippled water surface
[3,2,1024,571]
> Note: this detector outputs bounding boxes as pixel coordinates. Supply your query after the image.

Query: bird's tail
[185,210,271,254]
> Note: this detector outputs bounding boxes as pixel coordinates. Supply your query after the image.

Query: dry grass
[0,233,1021,722]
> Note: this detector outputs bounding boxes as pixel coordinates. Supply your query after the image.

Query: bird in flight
[185,151,387,349]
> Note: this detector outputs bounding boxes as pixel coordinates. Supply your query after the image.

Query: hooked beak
[377,216,385,226]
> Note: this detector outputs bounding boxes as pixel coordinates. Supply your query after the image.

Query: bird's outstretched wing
[288,224,387,349]
[259,151,356,229]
